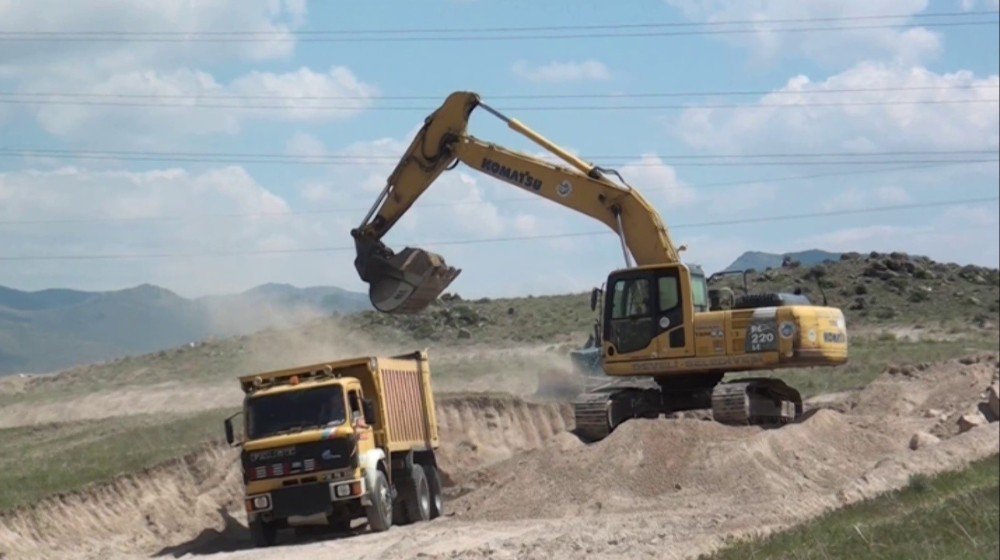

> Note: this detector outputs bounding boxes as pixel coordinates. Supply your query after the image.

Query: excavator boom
[353,91,680,313]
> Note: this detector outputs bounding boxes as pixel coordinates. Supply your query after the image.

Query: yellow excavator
[352,92,848,440]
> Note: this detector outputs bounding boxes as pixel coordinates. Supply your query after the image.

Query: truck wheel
[397,464,432,524]
[249,519,278,547]
[365,471,393,533]
[426,465,444,519]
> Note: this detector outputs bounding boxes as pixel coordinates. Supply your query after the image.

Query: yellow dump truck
[223,351,442,547]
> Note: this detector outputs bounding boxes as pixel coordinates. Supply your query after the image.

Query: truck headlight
[335,484,351,498]
[247,495,271,511]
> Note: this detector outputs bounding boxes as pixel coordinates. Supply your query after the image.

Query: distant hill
[723,249,842,272]
[0,283,370,375]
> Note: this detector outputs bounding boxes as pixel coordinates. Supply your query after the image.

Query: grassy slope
[705,454,1000,560]
[0,408,234,511]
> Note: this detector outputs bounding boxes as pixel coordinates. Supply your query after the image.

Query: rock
[923,408,943,418]
[957,413,987,433]
[909,431,940,450]
[988,383,999,420]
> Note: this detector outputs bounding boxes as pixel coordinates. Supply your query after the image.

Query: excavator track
[711,378,802,425]
[572,393,613,442]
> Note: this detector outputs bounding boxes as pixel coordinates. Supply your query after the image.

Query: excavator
[351,91,849,440]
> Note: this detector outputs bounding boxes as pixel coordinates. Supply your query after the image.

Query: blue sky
[0,0,997,298]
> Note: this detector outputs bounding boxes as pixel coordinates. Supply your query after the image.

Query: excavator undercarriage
[572,376,803,442]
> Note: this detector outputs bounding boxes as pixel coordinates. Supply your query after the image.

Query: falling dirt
[1,355,998,559]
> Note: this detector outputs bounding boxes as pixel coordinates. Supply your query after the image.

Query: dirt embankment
[0,395,571,559]
[1,355,998,560]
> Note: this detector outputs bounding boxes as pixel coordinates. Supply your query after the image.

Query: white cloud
[619,154,697,207]
[664,0,940,65]
[0,165,364,295]
[961,0,1000,10]
[32,66,377,141]
[821,185,912,211]
[0,2,381,144]
[511,60,612,83]
[677,63,999,154]
[0,0,305,68]
[794,204,999,266]
[286,132,330,158]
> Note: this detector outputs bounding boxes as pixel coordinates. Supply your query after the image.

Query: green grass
[0,407,235,511]
[705,454,1000,560]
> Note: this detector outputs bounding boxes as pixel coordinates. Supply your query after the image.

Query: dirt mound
[452,354,1000,524]
[435,394,572,484]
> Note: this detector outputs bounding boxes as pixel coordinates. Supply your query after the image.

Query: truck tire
[365,470,393,533]
[249,519,278,547]
[396,464,431,524]
[426,464,444,519]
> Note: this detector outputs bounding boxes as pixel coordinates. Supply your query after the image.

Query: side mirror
[223,411,242,447]
[590,287,601,311]
[224,418,234,445]
[362,398,376,425]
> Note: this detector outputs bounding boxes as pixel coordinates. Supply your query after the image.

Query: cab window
[607,276,655,354]
[347,390,362,424]
[611,277,651,319]
[658,276,679,311]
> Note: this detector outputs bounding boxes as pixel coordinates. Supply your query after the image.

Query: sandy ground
[0,355,997,559]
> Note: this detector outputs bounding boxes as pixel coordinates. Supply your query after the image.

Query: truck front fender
[359,448,387,506]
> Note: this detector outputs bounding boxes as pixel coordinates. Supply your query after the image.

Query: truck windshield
[247,385,346,440]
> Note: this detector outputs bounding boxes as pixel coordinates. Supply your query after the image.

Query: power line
[1,147,994,165]
[1,197,995,261]
[2,10,994,36]
[0,151,994,168]
[2,85,994,102]
[0,160,994,226]
[0,146,998,163]
[0,98,994,111]
[0,12,995,42]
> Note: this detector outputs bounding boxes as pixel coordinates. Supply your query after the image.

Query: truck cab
[224,352,443,546]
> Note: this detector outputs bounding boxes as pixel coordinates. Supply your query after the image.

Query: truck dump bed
[238,351,438,453]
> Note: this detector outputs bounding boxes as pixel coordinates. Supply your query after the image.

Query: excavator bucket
[353,234,460,314]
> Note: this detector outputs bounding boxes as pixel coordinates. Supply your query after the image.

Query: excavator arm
[353,91,681,313]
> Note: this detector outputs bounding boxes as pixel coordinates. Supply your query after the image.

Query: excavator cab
[602,263,707,361]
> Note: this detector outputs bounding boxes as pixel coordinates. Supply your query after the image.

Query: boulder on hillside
[957,412,987,433]
[908,431,940,450]
[987,383,999,421]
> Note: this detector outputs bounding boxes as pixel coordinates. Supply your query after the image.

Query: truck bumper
[247,479,366,520]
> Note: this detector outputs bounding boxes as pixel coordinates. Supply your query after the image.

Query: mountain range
[0,283,370,375]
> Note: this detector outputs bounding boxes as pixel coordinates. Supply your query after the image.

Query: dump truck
[223,351,443,547]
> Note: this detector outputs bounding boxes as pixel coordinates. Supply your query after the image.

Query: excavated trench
[1,356,998,559]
